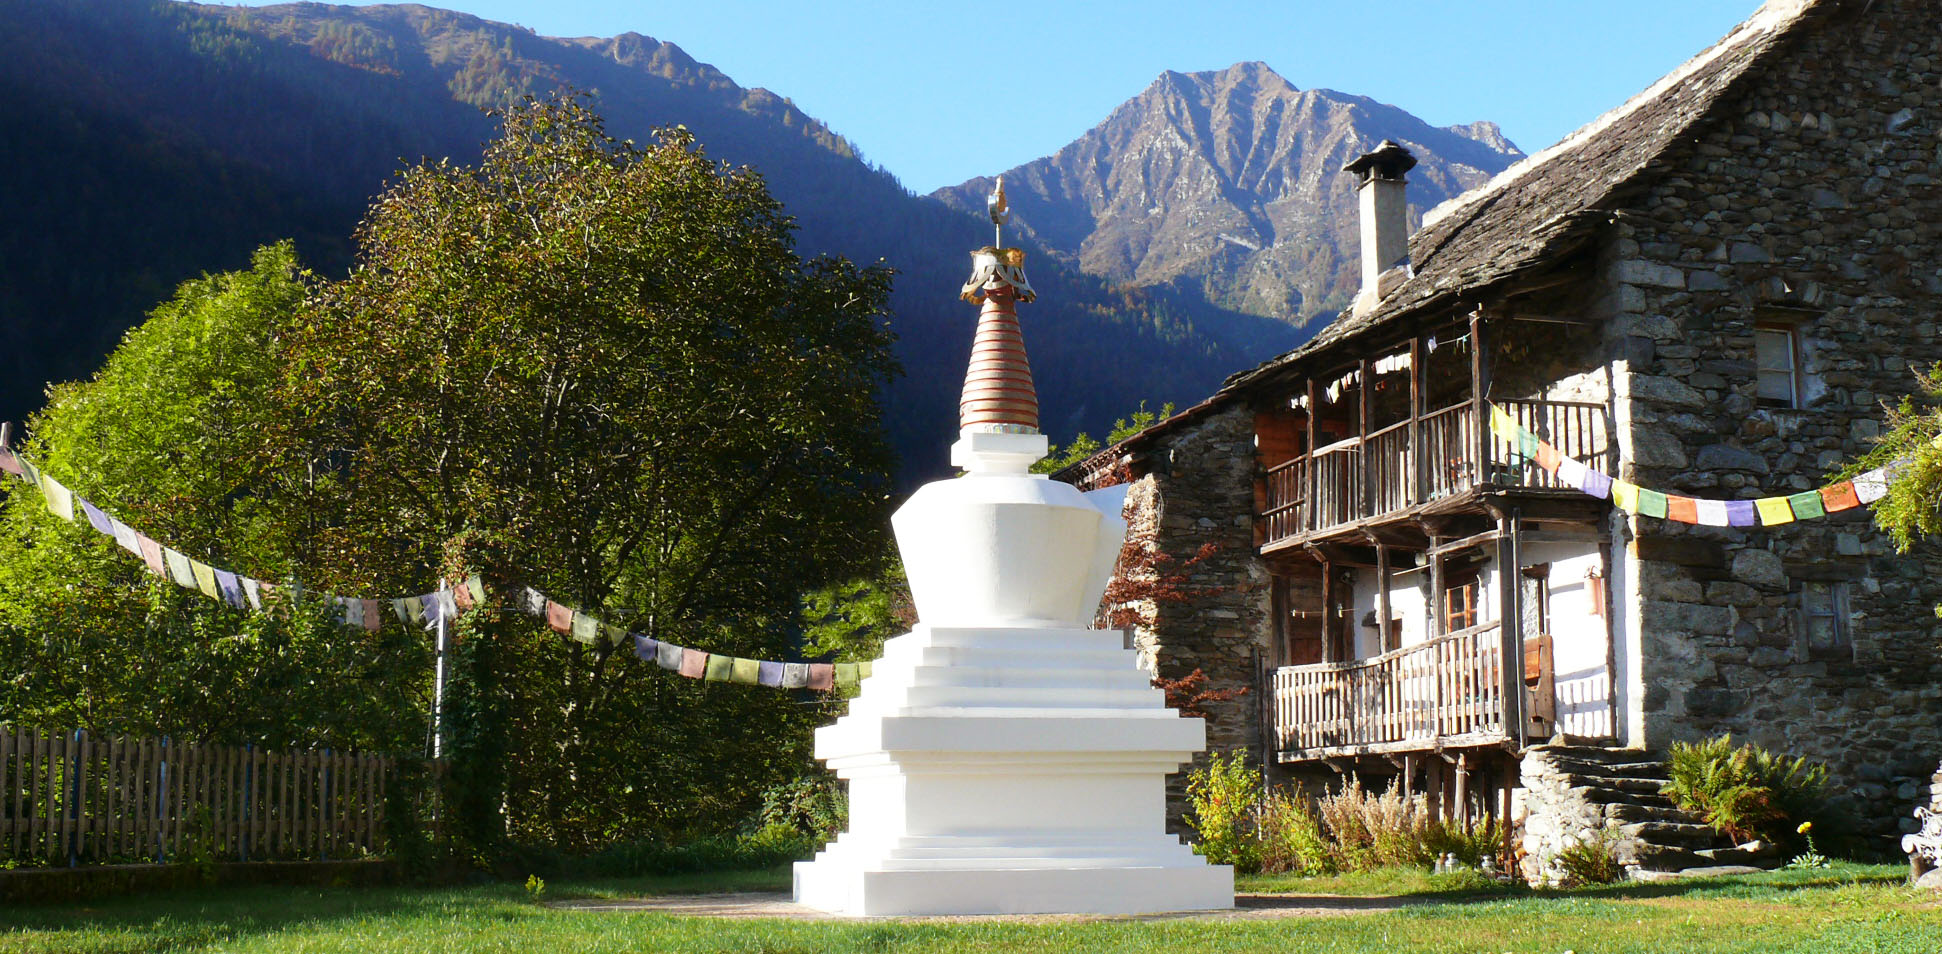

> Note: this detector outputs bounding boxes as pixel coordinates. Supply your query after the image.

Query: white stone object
[793,431,1233,916]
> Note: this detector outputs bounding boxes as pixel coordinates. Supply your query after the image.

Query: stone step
[1566,784,1676,809]
[1623,843,1711,872]
[1692,845,1779,867]
[1619,820,1718,848]
[1607,802,1706,825]
[1537,755,1671,780]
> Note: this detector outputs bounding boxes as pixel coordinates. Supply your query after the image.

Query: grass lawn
[0,862,1935,953]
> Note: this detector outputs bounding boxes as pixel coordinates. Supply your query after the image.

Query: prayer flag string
[0,447,867,693]
[1487,403,1913,525]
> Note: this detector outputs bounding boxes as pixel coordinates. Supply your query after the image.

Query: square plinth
[792,860,1234,917]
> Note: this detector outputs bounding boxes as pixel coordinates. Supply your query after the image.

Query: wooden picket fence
[0,726,392,867]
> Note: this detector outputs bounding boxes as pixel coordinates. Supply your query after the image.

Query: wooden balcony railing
[1260,398,1612,547]
[1272,622,1508,759]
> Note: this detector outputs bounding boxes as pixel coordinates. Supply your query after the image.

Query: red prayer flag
[545,600,572,634]
[0,450,19,477]
[1664,495,1699,524]
[361,599,383,633]
[1534,442,1562,474]
[1819,481,1861,513]
[808,663,836,691]
[137,535,167,577]
[451,581,473,612]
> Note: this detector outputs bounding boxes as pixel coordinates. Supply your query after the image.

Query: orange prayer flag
[1535,442,1562,474]
[545,599,573,634]
[1664,495,1699,524]
[1819,481,1861,513]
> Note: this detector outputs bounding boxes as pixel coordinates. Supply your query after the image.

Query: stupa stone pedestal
[791,235,1232,916]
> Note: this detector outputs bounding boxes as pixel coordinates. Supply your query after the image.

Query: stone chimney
[1343,140,1417,317]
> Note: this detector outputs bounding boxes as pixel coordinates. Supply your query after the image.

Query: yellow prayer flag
[189,560,220,599]
[1755,496,1795,526]
[1610,480,1640,513]
[1489,405,1518,439]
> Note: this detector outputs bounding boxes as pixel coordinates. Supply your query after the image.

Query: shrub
[1255,788,1334,875]
[1184,751,1263,872]
[751,775,848,839]
[1662,735,1828,845]
[1553,826,1626,886]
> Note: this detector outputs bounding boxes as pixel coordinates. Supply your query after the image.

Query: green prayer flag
[164,548,197,588]
[465,575,485,606]
[859,660,874,680]
[406,596,428,627]
[392,598,412,624]
[570,612,599,645]
[1516,430,1539,461]
[16,456,39,490]
[602,623,628,646]
[730,657,761,684]
[704,654,733,682]
[1637,489,1669,519]
[834,662,860,688]
[189,560,219,599]
[1786,491,1825,520]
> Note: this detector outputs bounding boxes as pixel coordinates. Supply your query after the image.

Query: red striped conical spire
[959,246,1039,434]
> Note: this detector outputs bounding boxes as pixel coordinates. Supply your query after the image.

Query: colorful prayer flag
[340,597,362,627]
[0,450,19,477]
[757,661,784,687]
[782,663,810,688]
[1695,499,1731,527]
[657,641,684,671]
[570,611,599,645]
[1819,481,1860,513]
[1516,430,1539,461]
[1852,468,1891,504]
[679,649,709,678]
[704,654,733,682]
[243,578,263,611]
[730,657,761,685]
[214,569,244,608]
[164,548,195,588]
[859,661,874,680]
[109,518,141,556]
[633,635,659,663]
[361,599,382,633]
[189,560,219,599]
[1755,496,1795,525]
[1489,405,1518,439]
[1610,480,1640,513]
[1535,443,1563,474]
[1725,500,1757,527]
[834,662,860,689]
[137,535,166,577]
[1664,495,1698,524]
[466,575,486,607]
[78,498,113,536]
[452,579,474,611]
[406,595,428,627]
[1555,457,1590,491]
[391,598,412,624]
[807,664,835,692]
[602,623,628,646]
[16,457,38,490]
[38,474,74,522]
[1581,469,1613,500]
[1787,491,1825,521]
[1636,489,1669,519]
[545,600,572,634]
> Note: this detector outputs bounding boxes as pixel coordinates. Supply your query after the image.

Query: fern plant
[1661,735,1827,845]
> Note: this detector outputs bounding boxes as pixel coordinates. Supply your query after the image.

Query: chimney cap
[1343,140,1417,182]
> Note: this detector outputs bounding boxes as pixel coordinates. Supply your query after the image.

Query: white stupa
[791,185,1234,916]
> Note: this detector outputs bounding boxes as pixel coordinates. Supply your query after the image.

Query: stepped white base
[793,858,1233,917]
[792,623,1233,916]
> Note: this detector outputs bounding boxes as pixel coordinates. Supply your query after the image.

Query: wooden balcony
[1271,624,1556,762]
[1261,398,1611,550]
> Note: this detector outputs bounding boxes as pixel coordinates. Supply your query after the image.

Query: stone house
[1058,0,1942,865]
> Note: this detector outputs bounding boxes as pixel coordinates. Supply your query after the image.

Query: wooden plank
[1,727,14,856]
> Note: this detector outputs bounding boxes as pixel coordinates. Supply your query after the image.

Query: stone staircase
[1521,744,1731,880]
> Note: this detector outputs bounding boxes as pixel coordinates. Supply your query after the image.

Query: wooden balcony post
[1495,507,1526,747]
[1359,356,1373,517]
[1305,377,1319,534]
[1470,312,1489,487]
[1409,336,1425,506]
[1373,540,1392,654]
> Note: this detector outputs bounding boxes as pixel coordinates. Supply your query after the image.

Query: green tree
[1852,368,1942,561]
[1033,401,1174,475]
[279,93,899,856]
[0,242,428,751]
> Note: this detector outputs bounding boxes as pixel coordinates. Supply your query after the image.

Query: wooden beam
[1496,506,1526,750]
[1359,355,1374,519]
[1429,529,1502,558]
[1305,376,1319,536]
[1470,311,1490,488]
[1503,313,1597,326]
[1409,335,1426,506]
[1374,540,1392,654]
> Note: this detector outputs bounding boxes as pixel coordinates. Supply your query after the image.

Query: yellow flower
[1797,821,1812,834]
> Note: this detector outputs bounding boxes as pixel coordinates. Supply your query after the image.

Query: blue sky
[222,0,1762,193]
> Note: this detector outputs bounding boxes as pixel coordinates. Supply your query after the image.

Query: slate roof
[1217,0,1831,398]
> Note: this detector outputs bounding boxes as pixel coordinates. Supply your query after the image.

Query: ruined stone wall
[1611,2,1942,844]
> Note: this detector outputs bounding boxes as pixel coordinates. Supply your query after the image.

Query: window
[1755,324,1801,409]
[1797,581,1850,654]
[1443,578,1480,632]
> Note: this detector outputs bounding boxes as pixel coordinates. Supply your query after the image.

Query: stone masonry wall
[1612,1,1942,845]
